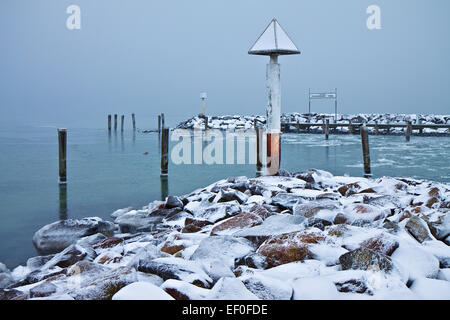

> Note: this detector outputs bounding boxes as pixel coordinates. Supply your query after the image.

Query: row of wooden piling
[57,113,383,186]
[108,113,136,131]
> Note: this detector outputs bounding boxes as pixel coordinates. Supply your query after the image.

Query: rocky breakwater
[175,113,450,135]
[1,169,450,300]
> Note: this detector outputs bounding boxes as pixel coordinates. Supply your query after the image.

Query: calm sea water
[0,127,449,268]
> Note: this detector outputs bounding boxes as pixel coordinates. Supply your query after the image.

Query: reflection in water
[160,176,169,201]
[59,184,68,220]
[108,131,112,152]
[121,132,125,152]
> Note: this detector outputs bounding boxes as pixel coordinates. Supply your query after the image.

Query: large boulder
[190,236,254,280]
[115,209,178,233]
[192,201,242,223]
[257,230,326,268]
[0,263,14,289]
[32,217,115,255]
[206,277,259,300]
[161,279,209,300]
[67,264,138,300]
[112,282,174,300]
[271,192,304,210]
[405,216,433,243]
[410,278,450,300]
[210,212,263,236]
[241,274,292,300]
[137,257,212,288]
[339,248,393,273]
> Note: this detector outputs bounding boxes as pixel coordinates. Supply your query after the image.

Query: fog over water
[0,0,449,129]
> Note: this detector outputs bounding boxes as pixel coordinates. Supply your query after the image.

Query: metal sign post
[309,88,338,123]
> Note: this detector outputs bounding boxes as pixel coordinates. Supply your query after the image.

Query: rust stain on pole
[266,133,281,176]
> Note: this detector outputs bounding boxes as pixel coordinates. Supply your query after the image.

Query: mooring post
[158,115,161,134]
[204,116,208,131]
[132,113,136,131]
[418,118,423,134]
[58,128,67,184]
[121,115,124,132]
[360,124,371,178]
[114,114,118,131]
[161,113,165,129]
[59,184,68,220]
[375,121,379,135]
[256,125,263,173]
[160,176,169,201]
[349,120,353,134]
[406,121,412,142]
[325,119,329,140]
[161,127,169,176]
[296,120,300,133]
[108,115,111,131]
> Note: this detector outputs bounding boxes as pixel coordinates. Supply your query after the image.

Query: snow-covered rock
[32,217,115,255]
[112,282,174,300]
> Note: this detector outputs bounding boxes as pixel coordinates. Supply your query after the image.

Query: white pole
[267,55,281,133]
[266,54,281,175]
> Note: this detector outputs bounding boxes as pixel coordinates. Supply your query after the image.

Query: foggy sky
[0,0,449,129]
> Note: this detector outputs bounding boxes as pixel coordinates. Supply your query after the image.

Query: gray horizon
[0,0,449,129]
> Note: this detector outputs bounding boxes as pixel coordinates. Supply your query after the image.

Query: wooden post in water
[406,121,412,142]
[158,115,161,134]
[325,119,329,140]
[161,127,169,176]
[121,115,124,132]
[132,113,136,131]
[296,120,300,133]
[161,113,165,129]
[418,119,423,134]
[108,115,111,131]
[58,129,67,184]
[375,121,379,135]
[349,120,353,134]
[59,184,68,220]
[256,125,263,173]
[114,114,118,131]
[360,124,371,178]
[204,116,208,131]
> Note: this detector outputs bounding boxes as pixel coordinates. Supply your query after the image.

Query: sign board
[309,93,336,99]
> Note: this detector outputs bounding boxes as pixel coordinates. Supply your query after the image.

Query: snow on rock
[190,236,254,281]
[391,243,440,280]
[32,217,115,255]
[410,278,450,300]
[292,277,339,300]
[0,263,14,289]
[257,229,327,268]
[112,282,174,300]
[137,257,213,288]
[5,168,450,300]
[239,273,293,300]
[161,279,209,300]
[206,277,259,300]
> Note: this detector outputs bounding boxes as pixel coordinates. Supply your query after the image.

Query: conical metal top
[248,19,300,56]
